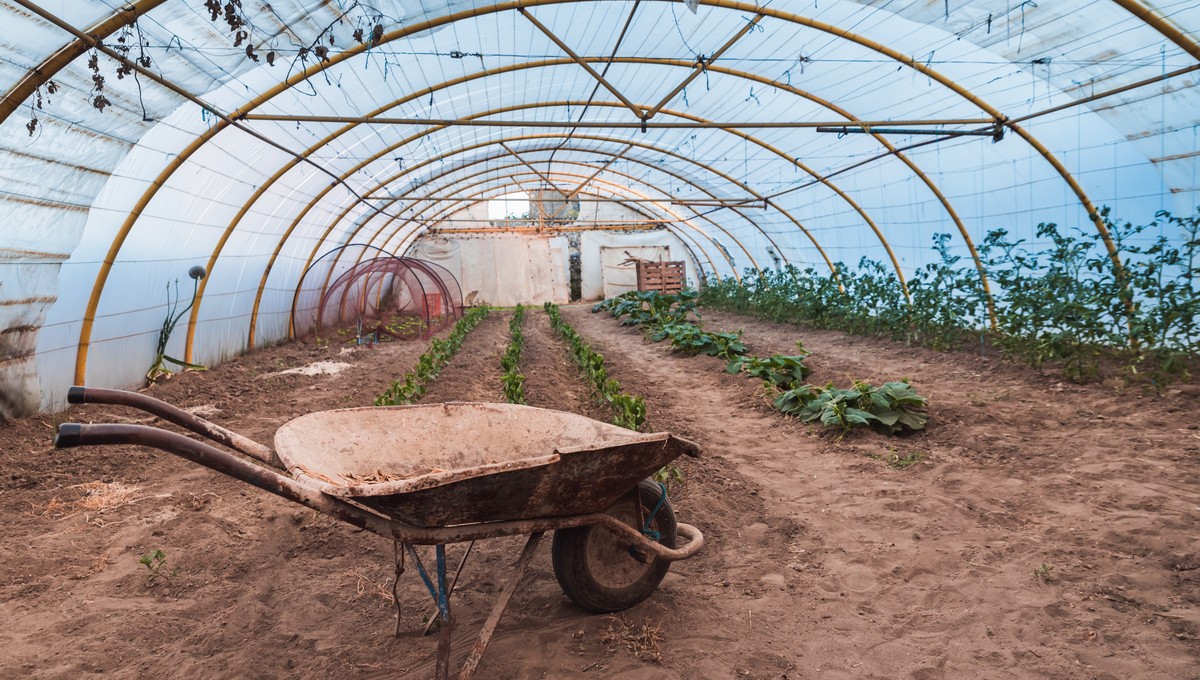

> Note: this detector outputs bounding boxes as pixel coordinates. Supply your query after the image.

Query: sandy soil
[1,305,1197,679]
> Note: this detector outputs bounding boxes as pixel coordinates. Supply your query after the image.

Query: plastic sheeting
[579,230,701,301]
[0,0,1196,415]
[409,235,571,307]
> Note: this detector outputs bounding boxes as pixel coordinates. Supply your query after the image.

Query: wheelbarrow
[54,387,703,679]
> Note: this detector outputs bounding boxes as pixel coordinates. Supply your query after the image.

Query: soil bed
[0,305,1196,679]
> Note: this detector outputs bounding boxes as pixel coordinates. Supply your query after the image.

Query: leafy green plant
[1033,563,1054,585]
[648,323,748,359]
[652,463,686,496]
[500,306,527,404]
[699,207,1200,389]
[139,549,178,581]
[882,449,926,469]
[726,353,810,389]
[774,380,928,436]
[594,289,699,329]
[375,306,491,405]
[545,302,646,431]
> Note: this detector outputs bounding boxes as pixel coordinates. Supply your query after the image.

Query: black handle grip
[67,385,87,404]
[54,423,83,448]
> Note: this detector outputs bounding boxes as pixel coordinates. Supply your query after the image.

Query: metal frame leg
[404,544,454,680]
[459,532,544,679]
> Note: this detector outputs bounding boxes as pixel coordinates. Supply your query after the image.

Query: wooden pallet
[635,260,686,294]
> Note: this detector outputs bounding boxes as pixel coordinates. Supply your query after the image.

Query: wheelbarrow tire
[552,479,677,613]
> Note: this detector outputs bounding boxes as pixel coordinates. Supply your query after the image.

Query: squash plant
[773,380,928,435]
[726,353,810,390]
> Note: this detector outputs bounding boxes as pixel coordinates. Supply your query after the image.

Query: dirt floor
[1,305,1197,679]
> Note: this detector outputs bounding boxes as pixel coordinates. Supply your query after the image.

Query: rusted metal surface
[66,386,278,465]
[53,419,704,560]
[273,402,700,527]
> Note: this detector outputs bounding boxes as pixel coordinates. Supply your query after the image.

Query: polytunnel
[0,0,1197,418]
[5,3,1200,678]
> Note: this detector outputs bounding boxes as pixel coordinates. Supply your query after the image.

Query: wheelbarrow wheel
[552,479,677,613]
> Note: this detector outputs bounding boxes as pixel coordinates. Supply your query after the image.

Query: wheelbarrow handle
[66,386,278,465]
[55,422,407,536]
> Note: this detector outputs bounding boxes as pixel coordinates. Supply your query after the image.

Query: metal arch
[264,133,772,328]
[1109,0,1200,62]
[244,126,789,350]
[73,0,1130,378]
[246,146,757,347]
[365,168,728,273]
[238,129,779,350]
[283,127,804,281]
[301,170,727,327]
[186,58,954,364]
[188,54,932,365]
[0,0,168,124]
[390,181,715,276]
[389,179,711,276]
[278,153,759,336]
[321,146,769,270]
[193,54,975,363]
[344,164,730,278]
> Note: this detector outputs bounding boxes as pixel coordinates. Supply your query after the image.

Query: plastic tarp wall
[409,235,570,307]
[579,231,701,301]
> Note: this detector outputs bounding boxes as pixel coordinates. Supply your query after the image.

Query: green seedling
[139,549,178,581]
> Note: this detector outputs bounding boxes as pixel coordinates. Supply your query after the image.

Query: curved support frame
[380,172,723,267]
[394,182,714,279]
[286,165,743,340]
[348,170,724,282]
[251,133,796,346]
[56,0,1130,381]
[311,148,767,273]
[307,149,773,288]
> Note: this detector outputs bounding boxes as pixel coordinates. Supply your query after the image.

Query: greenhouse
[0,1,1197,677]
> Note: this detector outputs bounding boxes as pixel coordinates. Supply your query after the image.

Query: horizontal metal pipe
[241,114,998,129]
[816,126,999,137]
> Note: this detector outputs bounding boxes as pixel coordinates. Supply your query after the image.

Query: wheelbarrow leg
[403,544,454,680]
[423,541,475,636]
[458,532,544,680]
[435,544,452,680]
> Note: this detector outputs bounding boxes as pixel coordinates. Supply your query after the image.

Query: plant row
[596,290,928,436]
[374,306,491,406]
[500,305,527,404]
[543,302,646,431]
[699,208,1200,388]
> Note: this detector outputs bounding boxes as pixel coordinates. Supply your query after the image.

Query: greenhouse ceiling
[0,0,1197,418]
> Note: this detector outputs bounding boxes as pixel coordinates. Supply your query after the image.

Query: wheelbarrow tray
[273,402,699,528]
